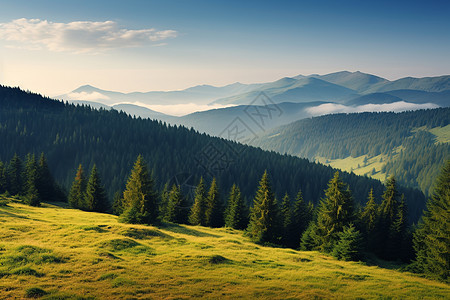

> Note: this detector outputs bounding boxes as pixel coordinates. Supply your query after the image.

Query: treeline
[252,108,450,195]
[0,85,426,223]
[0,153,65,206]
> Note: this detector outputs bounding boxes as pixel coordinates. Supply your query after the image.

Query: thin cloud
[306,101,439,116]
[0,18,177,53]
[66,91,110,101]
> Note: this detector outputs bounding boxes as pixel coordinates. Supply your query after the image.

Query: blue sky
[0,0,449,95]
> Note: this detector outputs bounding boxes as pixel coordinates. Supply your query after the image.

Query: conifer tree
[85,164,108,212]
[412,161,449,282]
[290,190,312,248]
[112,191,124,215]
[247,170,279,244]
[158,182,170,221]
[300,222,319,250]
[280,193,292,246]
[315,171,354,252]
[224,184,248,229]
[389,194,411,261]
[164,184,188,224]
[121,155,158,224]
[189,177,207,226]
[205,178,223,228]
[360,188,378,251]
[7,153,23,196]
[68,164,87,209]
[24,154,40,206]
[36,153,56,202]
[332,224,363,261]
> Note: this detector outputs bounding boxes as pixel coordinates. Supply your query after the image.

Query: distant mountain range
[60,71,449,137]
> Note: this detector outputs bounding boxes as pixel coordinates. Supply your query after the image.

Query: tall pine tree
[224,184,248,229]
[24,154,40,206]
[280,193,292,246]
[412,161,449,282]
[0,161,6,194]
[121,155,158,224]
[68,164,87,209]
[164,184,188,224]
[205,178,223,228]
[189,177,207,226]
[314,171,354,252]
[290,190,312,248]
[247,170,279,244]
[7,153,23,196]
[85,164,108,212]
[360,188,378,252]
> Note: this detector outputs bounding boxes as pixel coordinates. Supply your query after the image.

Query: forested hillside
[0,85,426,221]
[252,109,450,195]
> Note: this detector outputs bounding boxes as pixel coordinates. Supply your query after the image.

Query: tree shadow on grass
[158,223,220,238]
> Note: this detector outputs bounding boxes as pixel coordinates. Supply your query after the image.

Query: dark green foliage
[332,224,363,261]
[112,191,124,216]
[224,184,248,229]
[205,178,223,228]
[300,222,319,251]
[68,164,87,209]
[24,154,40,206]
[36,153,63,202]
[84,165,108,213]
[247,171,280,244]
[158,182,170,221]
[412,161,450,282]
[121,155,158,224]
[279,193,292,246]
[360,188,378,252]
[0,161,6,194]
[189,177,207,226]
[290,190,312,248]
[314,172,354,252]
[25,287,47,298]
[7,153,23,196]
[164,184,188,224]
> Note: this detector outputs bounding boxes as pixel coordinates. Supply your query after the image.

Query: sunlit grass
[0,201,449,299]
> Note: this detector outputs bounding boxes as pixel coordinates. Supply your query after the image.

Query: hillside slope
[0,201,448,299]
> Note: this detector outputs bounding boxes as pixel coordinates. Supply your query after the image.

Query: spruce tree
[412,161,449,282]
[315,171,354,252]
[247,170,279,244]
[300,222,319,251]
[164,184,188,224]
[68,164,87,209]
[24,154,40,206]
[280,193,292,246]
[158,182,170,221]
[290,190,312,248]
[189,177,207,226]
[36,153,57,202]
[224,184,248,229]
[7,153,23,196]
[205,178,223,228]
[112,191,124,216]
[360,188,378,252]
[121,155,158,224]
[332,224,363,261]
[85,164,108,212]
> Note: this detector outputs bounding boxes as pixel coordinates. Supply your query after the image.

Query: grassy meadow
[0,200,449,299]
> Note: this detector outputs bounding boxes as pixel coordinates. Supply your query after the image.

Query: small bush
[12,267,44,277]
[208,255,230,264]
[25,287,47,298]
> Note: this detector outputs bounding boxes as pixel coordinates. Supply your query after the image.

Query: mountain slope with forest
[251,108,450,195]
[0,85,427,221]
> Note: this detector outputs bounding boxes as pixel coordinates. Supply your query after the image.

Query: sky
[0,0,449,97]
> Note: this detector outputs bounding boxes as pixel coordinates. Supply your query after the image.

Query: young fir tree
[121,155,158,224]
[189,177,207,226]
[332,224,363,261]
[24,154,40,206]
[412,161,449,282]
[290,189,312,249]
[205,178,223,228]
[314,171,354,252]
[247,170,279,244]
[377,176,401,259]
[68,164,87,209]
[36,153,57,202]
[300,222,319,250]
[224,184,248,230]
[164,184,188,224]
[360,188,378,252]
[280,193,292,246]
[7,153,23,196]
[112,191,124,216]
[158,182,170,221]
[84,164,108,212]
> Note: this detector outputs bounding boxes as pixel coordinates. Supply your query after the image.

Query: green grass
[0,202,449,299]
